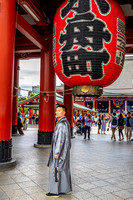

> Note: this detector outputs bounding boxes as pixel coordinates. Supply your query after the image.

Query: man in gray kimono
[46,105,72,197]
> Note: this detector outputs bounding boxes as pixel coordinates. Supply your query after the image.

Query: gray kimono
[47,116,72,194]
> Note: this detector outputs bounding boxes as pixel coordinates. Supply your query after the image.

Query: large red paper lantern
[53,0,126,96]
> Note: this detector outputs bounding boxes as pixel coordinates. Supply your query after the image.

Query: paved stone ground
[0,125,133,200]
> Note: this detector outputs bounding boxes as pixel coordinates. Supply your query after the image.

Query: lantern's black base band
[37,131,53,145]
[12,125,17,135]
[72,85,103,97]
[0,139,12,163]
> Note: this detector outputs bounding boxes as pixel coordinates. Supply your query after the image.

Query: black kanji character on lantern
[59,13,111,51]
[61,48,110,80]
[61,0,110,18]
[59,0,111,80]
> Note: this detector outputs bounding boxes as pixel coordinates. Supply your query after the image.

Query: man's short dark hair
[113,112,116,116]
[56,105,67,112]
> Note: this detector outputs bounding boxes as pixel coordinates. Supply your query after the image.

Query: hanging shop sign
[53,0,126,96]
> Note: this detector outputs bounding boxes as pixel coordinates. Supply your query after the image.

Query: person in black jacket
[117,113,124,141]
[97,115,101,134]
[17,113,24,135]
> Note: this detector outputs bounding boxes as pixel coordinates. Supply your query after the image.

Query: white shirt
[85,117,92,127]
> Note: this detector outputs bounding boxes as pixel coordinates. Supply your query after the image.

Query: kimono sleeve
[55,123,65,155]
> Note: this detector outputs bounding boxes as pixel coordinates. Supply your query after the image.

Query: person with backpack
[117,113,124,141]
[110,113,118,141]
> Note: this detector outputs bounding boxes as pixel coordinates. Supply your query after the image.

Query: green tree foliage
[18,96,27,102]
[29,93,36,97]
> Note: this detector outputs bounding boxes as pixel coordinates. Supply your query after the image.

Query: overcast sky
[19,59,63,96]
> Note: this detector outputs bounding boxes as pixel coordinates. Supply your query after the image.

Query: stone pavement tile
[32,177,48,186]
[0,172,5,175]
[72,177,88,185]
[113,190,133,199]
[71,184,84,194]
[117,170,132,176]
[0,178,15,185]
[93,180,110,187]
[39,184,48,192]
[0,174,11,180]
[4,169,21,175]
[58,194,79,200]
[22,170,40,177]
[5,188,27,198]
[0,189,9,200]
[11,174,31,183]
[18,181,37,188]
[78,182,97,190]
[30,191,50,200]
[116,182,133,190]
[108,172,122,178]
[128,189,133,194]
[9,195,33,200]
[16,166,32,173]
[72,191,95,200]
[82,176,100,183]
[0,183,20,191]
[89,187,110,196]
[93,173,112,180]
[29,174,46,181]
[23,185,44,194]
[83,197,101,200]
[75,172,92,179]
[121,175,133,183]
[103,184,122,193]
[99,193,122,200]
[105,178,122,185]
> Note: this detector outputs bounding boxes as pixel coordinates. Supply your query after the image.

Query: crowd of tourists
[17,113,39,135]
[73,112,133,141]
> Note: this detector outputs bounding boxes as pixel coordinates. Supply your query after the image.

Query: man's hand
[54,153,59,159]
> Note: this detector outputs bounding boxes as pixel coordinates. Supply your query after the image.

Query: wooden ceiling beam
[16,12,47,51]
[17,0,49,28]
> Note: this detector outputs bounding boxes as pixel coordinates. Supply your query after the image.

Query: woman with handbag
[118,113,124,141]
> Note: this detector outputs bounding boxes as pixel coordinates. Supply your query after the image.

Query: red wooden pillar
[37,38,55,145]
[64,85,74,137]
[12,57,19,135]
[96,100,98,110]
[108,100,111,114]
[93,99,95,110]
[0,0,16,163]
[29,108,33,124]
[22,106,24,114]
[125,100,127,114]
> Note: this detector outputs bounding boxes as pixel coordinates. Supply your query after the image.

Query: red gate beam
[15,52,41,59]
[15,36,40,53]
[17,0,48,27]
[16,12,47,51]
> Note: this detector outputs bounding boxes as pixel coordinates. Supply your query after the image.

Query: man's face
[56,107,65,119]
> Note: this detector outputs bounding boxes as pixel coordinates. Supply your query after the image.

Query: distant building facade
[32,85,40,94]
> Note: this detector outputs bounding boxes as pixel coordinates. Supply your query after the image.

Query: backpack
[112,117,117,126]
